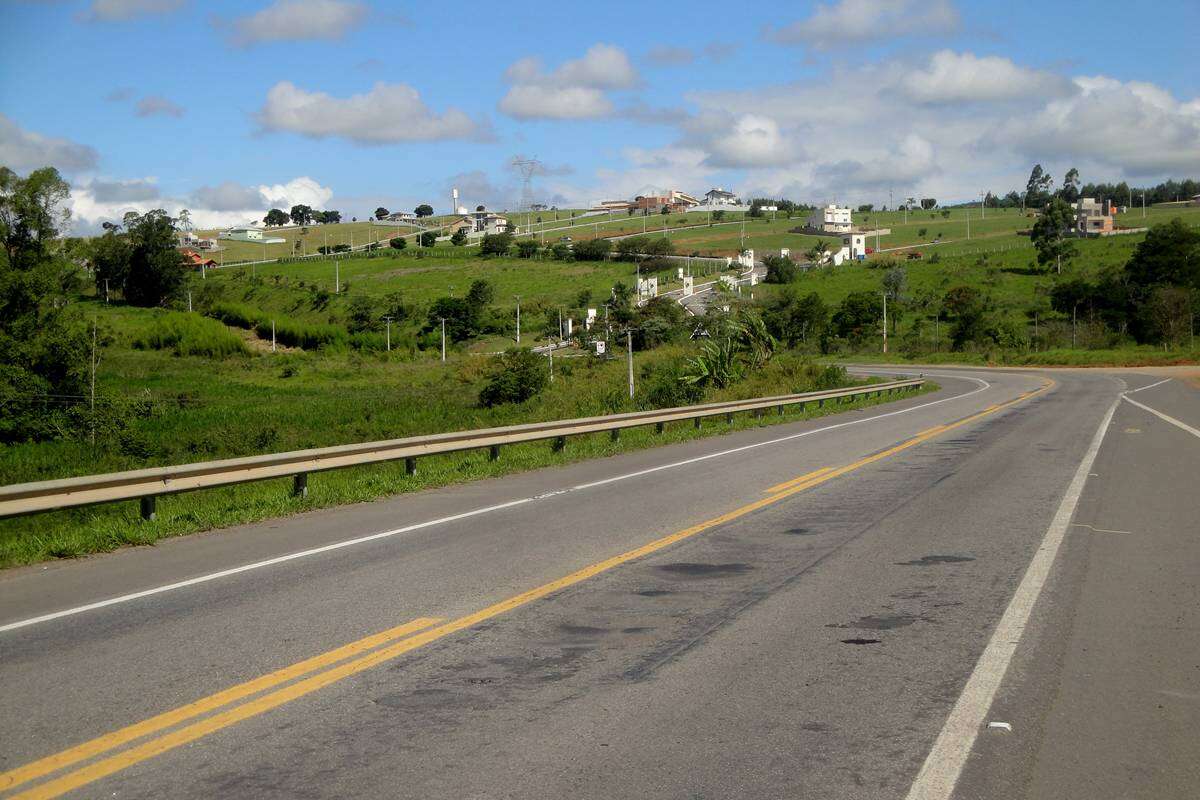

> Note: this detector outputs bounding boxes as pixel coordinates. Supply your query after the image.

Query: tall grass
[134,312,248,358]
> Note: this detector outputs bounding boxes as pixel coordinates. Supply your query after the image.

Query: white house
[704,188,739,205]
[807,204,853,233]
[218,227,285,244]
[470,209,510,234]
[842,233,867,260]
[386,211,419,223]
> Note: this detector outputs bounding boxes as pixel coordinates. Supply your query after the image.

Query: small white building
[386,211,419,223]
[842,233,867,260]
[704,188,740,206]
[218,226,285,244]
[472,210,510,234]
[807,204,853,233]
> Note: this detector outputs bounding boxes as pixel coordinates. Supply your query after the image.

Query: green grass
[133,311,249,358]
[0,323,929,568]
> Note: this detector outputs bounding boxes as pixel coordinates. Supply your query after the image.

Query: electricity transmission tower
[512,156,541,211]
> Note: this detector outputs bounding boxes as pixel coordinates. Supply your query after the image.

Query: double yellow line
[2,379,1052,799]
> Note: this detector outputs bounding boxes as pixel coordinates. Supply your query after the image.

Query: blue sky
[2,0,1198,231]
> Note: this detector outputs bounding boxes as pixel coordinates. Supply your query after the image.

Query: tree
[0,166,91,442]
[1146,286,1194,346]
[450,228,468,246]
[943,286,986,349]
[389,236,407,250]
[882,266,908,333]
[1061,168,1081,203]
[1124,218,1200,293]
[479,348,548,407]
[763,288,828,347]
[289,204,314,226]
[832,292,883,342]
[124,210,186,307]
[572,238,611,261]
[920,198,937,210]
[1030,197,1077,274]
[418,231,437,248]
[940,209,951,219]
[763,254,800,284]
[515,240,539,258]
[466,278,494,312]
[374,207,389,220]
[1025,164,1053,208]
[90,231,132,296]
[414,204,434,218]
[805,239,832,264]
[480,232,512,256]
[263,208,289,227]
[319,210,342,224]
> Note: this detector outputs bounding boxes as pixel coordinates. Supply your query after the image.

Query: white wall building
[703,188,740,206]
[218,227,285,244]
[842,233,867,260]
[806,204,853,233]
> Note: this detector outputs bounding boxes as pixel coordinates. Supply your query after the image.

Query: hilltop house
[1075,198,1114,235]
[806,204,853,234]
[703,188,739,206]
[218,226,285,244]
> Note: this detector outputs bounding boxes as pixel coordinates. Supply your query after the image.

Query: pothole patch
[895,555,975,566]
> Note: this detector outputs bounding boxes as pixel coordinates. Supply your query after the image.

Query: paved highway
[1,367,1196,799]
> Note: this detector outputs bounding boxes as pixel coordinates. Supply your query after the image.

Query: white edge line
[0,372,1001,636]
[904,391,1119,800]
[1127,377,1172,394]
[1122,394,1200,439]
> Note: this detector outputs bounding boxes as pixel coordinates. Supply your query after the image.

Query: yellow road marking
[8,381,1053,799]
[0,617,441,794]
[764,467,834,495]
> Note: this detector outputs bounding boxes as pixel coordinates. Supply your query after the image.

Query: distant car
[931,238,941,243]
[559,235,572,242]
[907,251,923,260]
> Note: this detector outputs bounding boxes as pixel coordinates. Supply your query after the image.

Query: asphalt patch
[895,555,975,566]
[840,638,881,645]
[656,562,753,577]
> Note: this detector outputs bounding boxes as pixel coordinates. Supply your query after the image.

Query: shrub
[763,254,800,284]
[480,232,513,256]
[209,302,266,329]
[135,312,248,357]
[479,348,548,407]
[515,239,540,258]
[254,317,348,350]
[637,358,704,409]
[550,242,573,261]
[572,238,612,261]
[389,237,407,250]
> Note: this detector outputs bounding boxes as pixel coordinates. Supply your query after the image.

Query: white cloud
[499,85,613,120]
[0,114,99,173]
[257,81,488,144]
[695,113,800,168]
[499,44,639,120]
[67,175,336,232]
[83,0,185,22]
[646,45,695,67]
[135,94,185,118]
[899,51,1076,105]
[769,0,960,48]
[225,0,368,47]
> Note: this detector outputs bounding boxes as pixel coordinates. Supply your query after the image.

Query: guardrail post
[139,496,156,521]
[405,457,417,476]
[292,473,308,498]
[655,422,665,434]
[777,404,784,415]
[610,428,620,442]
[725,412,734,424]
[694,417,702,429]
[489,445,500,461]
[553,436,566,452]
[818,398,824,408]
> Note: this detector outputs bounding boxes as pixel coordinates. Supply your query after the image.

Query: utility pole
[966,210,970,240]
[383,315,392,351]
[1142,192,1146,218]
[440,317,446,362]
[514,295,521,344]
[981,191,986,219]
[548,341,554,383]
[271,319,276,352]
[187,290,192,312]
[1072,305,1078,348]
[335,261,340,293]
[626,330,634,399]
[89,321,98,447]
[104,278,110,302]
[882,291,888,354]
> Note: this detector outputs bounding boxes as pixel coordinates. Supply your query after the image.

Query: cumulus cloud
[769,0,960,48]
[689,112,801,168]
[499,44,639,120]
[0,114,99,173]
[135,94,185,118]
[67,175,335,233]
[257,81,488,144]
[899,51,1076,105]
[82,0,185,22]
[223,0,368,47]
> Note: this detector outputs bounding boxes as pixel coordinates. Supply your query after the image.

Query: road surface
[1,367,1196,799]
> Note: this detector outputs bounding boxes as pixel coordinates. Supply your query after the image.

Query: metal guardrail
[0,378,923,520]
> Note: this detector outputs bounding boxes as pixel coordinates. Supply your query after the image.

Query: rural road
[1,367,1197,799]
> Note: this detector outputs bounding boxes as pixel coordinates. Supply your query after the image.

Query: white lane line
[1127,377,1172,394]
[0,374,999,636]
[1122,394,1200,440]
[904,392,1119,800]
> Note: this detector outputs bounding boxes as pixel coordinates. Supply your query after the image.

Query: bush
[573,238,612,261]
[763,254,800,284]
[478,348,548,407]
[550,242,573,261]
[637,358,704,409]
[135,312,248,357]
[480,232,513,256]
[253,317,347,350]
[209,302,266,329]
[389,237,407,250]
[515,240,540,259]
[450,228,467,246]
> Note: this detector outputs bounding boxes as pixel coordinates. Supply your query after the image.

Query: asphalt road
[0,366,1196,799]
